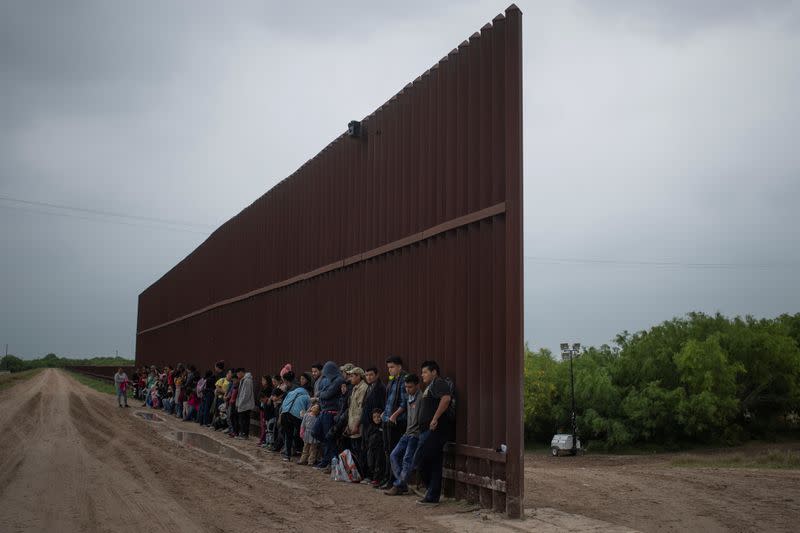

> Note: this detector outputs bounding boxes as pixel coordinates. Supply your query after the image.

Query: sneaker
[281,456,290,462]
[371,479,381,487]
[416,498,438,506]
[412,484,428,497]
[361,478,372,484]
[378,481,391,490]
[313,462,329,470]
[384,486,408,496]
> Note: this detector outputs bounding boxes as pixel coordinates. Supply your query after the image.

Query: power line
[0,203,211,236]
[0,194,215,230]
[524,255,797,270]
[1,194,794,269]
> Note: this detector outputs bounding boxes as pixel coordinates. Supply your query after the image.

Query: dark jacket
[317,361,344,411]
[361,379,386,427]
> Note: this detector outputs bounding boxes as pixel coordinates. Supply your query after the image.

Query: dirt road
[0,369,797,532]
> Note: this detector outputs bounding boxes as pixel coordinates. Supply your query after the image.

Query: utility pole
[560,342,582,455]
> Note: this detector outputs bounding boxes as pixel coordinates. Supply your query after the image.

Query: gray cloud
[1,0,798,359]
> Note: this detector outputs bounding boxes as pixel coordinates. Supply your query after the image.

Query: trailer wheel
[551,447,559,457]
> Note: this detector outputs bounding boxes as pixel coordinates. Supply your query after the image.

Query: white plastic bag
[338,449,362,483]
[330,457,348,482]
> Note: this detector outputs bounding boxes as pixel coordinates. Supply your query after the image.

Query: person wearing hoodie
[313,360,344,469]
[360,367,386,482]
[236,368,255,439]
[280,371,310,461]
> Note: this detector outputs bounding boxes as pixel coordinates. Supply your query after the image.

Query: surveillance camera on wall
[348,120,364,138]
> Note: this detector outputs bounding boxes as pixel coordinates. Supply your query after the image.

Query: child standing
[258,375,273,446]
[297,403,321,465]
[365,408,385,486]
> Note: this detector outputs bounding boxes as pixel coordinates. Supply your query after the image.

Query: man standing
[113,367,129,408]
[314,361,344,470]
[345,367,369,471]
[384,373,421,495]
[236,368,255,439]
[377,355,408,489]
[413,360,452,505]
[311,363,323,398]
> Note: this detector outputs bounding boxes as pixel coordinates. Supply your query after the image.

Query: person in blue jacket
[313,361,344,470]
[280,371,310,461]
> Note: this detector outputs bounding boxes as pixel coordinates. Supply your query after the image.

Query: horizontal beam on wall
[137,201,505,336]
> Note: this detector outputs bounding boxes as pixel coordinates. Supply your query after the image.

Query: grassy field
[66,370,118,395]
[0,369,43,393]
[672,449,800,470]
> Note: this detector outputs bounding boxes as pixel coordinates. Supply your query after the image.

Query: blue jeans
[319,411,337,465]
[391,434,419,489]
[413,429,447,502]
[199,393,214,425]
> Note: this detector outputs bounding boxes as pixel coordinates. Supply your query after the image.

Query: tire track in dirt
[0,383,46,497]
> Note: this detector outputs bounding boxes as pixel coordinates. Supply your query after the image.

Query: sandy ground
[524,441,800,532]
[0,369,798,533]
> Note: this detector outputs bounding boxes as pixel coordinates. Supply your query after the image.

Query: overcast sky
[1,0,798,360]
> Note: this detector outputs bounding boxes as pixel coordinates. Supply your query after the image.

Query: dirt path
[0,369,469,532]
[2,369,796,532]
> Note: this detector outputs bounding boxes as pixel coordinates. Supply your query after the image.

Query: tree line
[524,312,800,449]
[5,312,799,449]
[0,353,134,372]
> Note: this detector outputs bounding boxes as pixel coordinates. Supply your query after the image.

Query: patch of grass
[66,370,118,395]
[0,369,43,392]
[672,450,800,470]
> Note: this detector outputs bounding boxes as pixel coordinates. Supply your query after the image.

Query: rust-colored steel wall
[136,5,523,516]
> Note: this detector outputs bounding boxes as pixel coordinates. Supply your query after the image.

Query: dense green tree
[673,335,743,440]
[524,312,800,449]
[523,346,559,443]
[0,355,26,372]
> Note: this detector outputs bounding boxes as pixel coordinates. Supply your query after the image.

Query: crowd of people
[125,356,455,505]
